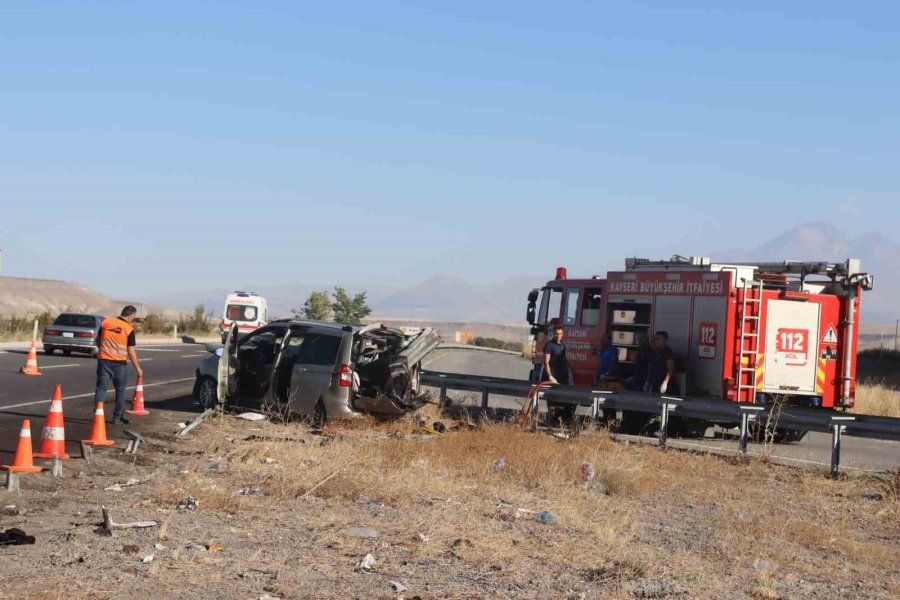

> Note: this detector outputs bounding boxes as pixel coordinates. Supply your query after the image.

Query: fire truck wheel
[619,411,652,436]
[772,428,808,444]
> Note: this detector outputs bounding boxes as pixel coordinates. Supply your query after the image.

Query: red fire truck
[526,256,874,413]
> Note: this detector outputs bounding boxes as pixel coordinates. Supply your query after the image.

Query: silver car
[42,313,104,356]
[193,319,440,424]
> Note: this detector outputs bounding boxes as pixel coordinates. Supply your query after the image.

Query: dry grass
[147,410,900,598]
[853,382,900,417]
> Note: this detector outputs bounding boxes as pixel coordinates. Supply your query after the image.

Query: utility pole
[895,318,898,352]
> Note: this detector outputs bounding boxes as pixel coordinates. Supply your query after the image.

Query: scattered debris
[753,560,779,572]
[177,497,200,512]
[863,492,884,501]
[154,543,167,551]
[588,481,609,495]
[536,511,559,524]
[237,487,264,497]
[390,581,408,593]
[357,495,385,508]
[185,543,209,553]
[417,533,430,543]
[492,458,506,471]
[340,527,379,539]
[260,457,277,465]
[104,478,141,492]
[0,528,35,546]
[3,505,24,516]
[100,506,159,535]
[236,412,266,422]
[580,462,595,483]
[552,431,571,440]
[259,595,282,600]
[177,409,216,437]
[207,544,224,552]
[178,469,190,476]
[358,553,377,571]
[142,554,155,564]
[432,421,447,433]
[122,545,140,555]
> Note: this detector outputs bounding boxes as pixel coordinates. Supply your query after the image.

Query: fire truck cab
[526,257,874,411]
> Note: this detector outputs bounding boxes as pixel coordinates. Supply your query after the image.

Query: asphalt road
[0,343,208,465]
[424,348,900,474]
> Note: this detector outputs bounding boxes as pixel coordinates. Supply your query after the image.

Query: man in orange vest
[95,305,144,424]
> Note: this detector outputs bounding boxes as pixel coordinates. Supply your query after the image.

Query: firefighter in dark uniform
[542,325,574,425]
[95,305,144,424]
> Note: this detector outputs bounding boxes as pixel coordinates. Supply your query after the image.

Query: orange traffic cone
[1,420,43,473]
[34,384,70,460]
[126,376,149,416]
[19,341,42,376]
[82,403,115,447]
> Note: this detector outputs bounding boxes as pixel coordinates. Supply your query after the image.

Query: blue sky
[1,1,898,299]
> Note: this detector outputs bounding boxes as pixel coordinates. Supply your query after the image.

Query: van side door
[291,330,345,408]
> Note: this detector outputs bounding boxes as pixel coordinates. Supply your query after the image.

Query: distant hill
[717,222,898,323]
[0,276,182,319]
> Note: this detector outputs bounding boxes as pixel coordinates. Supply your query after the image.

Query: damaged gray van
[193,319,440,424]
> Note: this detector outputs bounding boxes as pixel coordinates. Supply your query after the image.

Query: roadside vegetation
[467,336,525,353]
[0,305,215,341]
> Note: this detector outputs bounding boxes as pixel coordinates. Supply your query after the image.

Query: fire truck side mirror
[860,274,874,291]
[526,289,539,325]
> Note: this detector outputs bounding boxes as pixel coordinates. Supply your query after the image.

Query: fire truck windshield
[537,287,563,326]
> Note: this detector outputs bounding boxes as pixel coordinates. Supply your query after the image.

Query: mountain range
[4,223,894,325]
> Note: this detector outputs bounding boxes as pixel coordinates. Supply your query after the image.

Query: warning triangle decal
[822,325,838,344]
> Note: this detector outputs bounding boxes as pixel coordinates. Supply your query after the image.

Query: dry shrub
[853,381,900,417]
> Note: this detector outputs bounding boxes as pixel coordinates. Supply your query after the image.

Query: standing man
[542,325,574,426]
[542,325,571,385]
[648,331,679,395]
[628,331,653,391]
[594,332,619,384]
[95,305,143,424]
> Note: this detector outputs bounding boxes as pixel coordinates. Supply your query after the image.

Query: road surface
[0,343,206,464]
[424,348,900,474]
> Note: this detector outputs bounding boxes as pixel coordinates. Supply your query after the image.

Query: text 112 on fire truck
[526,256,874,411]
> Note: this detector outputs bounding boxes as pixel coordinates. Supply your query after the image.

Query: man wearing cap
[95,305,144,424]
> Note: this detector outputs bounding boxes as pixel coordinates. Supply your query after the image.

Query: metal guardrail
[422,370,900,478]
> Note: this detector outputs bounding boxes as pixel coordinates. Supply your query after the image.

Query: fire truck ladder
[737,279,763,403]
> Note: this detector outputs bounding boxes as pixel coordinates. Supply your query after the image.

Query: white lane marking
[0,377,196,411]
[180,353,207,358]
[37,363,82,369]
[136,348,179,352]
[140,359,154,362]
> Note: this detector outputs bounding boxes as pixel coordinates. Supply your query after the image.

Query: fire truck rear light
[44,329,61,336]
[339,364,352,387]
[555,267,567,280]
[75,331,94,338]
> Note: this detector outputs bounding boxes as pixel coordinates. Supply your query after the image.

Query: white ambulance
[221,291,268,342]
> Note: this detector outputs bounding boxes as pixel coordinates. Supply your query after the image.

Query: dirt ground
[1,402,898,600]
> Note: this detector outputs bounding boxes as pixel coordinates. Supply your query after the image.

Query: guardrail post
[481,387,490,410]
[738,406,766,459]
[659,403,671,451]
[439,381,447,399]
[829,416,855,479]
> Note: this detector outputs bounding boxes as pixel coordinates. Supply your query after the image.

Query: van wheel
[197,377,218,410]
[44,347,55,356]
[312,400,326,428]
[63,350,72,357]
